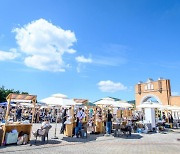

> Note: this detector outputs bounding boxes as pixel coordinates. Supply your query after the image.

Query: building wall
[135,79,179,107]
[170,96,180,106]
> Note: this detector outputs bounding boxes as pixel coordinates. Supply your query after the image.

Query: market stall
[94,98,115,134]
[40,94,76,138]
[94,98,134,135]
[0,93,37,145]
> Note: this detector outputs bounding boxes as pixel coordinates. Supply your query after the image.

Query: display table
[64,123,74,137]
[0,123,32,145]
[113,123,121,130]
[95,121,104,133]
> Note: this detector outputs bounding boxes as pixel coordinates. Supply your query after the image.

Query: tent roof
[74,99,88,104]
[6,93,37,103]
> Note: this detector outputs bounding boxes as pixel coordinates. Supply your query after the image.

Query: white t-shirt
[77,110,85,120]
[41,121,50,129]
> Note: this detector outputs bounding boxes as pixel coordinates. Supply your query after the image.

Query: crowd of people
[0,105,59,123]
[0,105,120,137]
[0,104,179,138]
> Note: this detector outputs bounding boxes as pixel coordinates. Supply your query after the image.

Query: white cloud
[75,55,92,73]
[75,55,92,63]
[13,18,76,72]
[172,91,180,96]
[97,80,127,92]
[0,49,19,61]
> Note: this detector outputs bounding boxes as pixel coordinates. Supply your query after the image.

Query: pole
[52,109,58,139]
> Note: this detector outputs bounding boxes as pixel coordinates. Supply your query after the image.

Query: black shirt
[106,113,113,122]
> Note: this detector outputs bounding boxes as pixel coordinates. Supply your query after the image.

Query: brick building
[135,78,180,107]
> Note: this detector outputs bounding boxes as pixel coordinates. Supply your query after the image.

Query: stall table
[0,93,37,146]
[95,121,104,133]
[1,123,32,145]
[64,123,74,137]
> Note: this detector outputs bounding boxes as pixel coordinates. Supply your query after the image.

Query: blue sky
[0,0,180,102]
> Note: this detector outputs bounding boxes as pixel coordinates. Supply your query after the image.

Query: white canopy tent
[51,93,68,99]
[137,102,164,109]
[40,96,76,106]
[163,105,180,111]
[20,103,34,108]
[94,97,116,105]
[162,105,180,119]
[113,100,133,108]
[39,93,76,139]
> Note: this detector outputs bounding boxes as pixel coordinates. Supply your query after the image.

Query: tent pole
[52,107,59,139]
[31,97,36,123]
[5,94,12,122]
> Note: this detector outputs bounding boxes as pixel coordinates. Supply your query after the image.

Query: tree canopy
[0,86,28,103]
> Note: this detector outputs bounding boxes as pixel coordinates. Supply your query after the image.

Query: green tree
[0,86,29,103]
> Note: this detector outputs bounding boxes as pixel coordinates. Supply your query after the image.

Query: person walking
[60,108,67,134]
[106,110,113,135]
[16,106,22,121]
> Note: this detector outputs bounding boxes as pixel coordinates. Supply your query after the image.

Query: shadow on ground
[62,134,104,143]
[0,140,62,153]
[114,133,143,139]
[30,139,61,146]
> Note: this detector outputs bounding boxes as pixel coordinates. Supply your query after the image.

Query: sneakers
[73,135,77,138]
[105,133,110,136]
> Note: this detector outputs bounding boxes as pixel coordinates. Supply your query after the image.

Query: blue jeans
[75,122,82,136]
[106,121,112,134]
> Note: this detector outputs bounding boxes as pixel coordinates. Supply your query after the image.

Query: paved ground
[0,123,180,154]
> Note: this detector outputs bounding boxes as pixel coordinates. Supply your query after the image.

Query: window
[138,84,141,94]
[145,83,154,90]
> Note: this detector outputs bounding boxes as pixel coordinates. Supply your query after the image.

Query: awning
[7,93,37,103]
